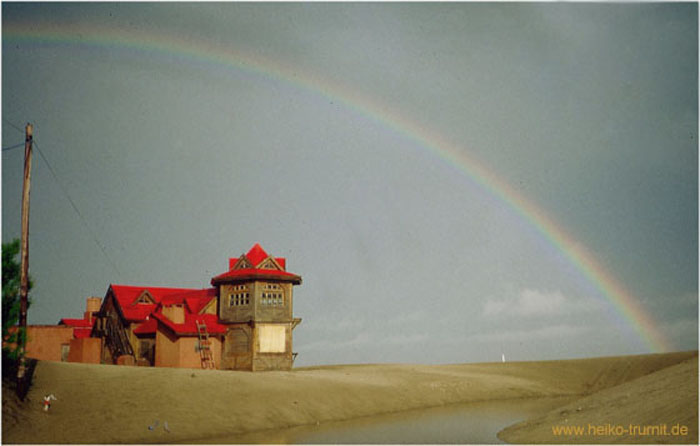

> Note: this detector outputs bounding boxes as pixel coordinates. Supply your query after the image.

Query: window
[228,284,251,307]
[61,344,70,362]
[260,287,284,306]
[230,292,249,307]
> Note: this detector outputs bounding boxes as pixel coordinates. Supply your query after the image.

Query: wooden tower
[212,244,301,371]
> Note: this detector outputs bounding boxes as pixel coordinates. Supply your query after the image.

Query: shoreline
[193,395,578,444]
[2,350,696,444]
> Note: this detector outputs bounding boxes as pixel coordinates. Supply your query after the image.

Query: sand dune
[2,350,696,444]
[498,355,698,444]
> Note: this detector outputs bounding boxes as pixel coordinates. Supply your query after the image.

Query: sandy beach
[2,350,696,444]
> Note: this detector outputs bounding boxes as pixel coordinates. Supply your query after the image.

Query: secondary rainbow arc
[3,23,673,353]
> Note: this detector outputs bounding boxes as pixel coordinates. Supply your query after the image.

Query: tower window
[230,293,250,307]
[260,289,284,306]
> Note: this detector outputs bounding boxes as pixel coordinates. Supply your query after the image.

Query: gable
[233,256,252,270]
[103,289,126,322]
[258,257,281,271]
[199,296,218,315]
[134,290,156,305]
[211,244,301,285]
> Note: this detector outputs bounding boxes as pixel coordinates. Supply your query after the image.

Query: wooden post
[17,123,32,399]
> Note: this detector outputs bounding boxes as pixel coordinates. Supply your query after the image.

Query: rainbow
[3,22,673,352]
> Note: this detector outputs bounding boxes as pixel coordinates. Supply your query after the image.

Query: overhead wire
[3,118,122,278]
[3,117,24,134]
[33,140,123,278]
[2,141,25,151]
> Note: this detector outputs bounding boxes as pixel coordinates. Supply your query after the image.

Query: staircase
[196,320,215,369]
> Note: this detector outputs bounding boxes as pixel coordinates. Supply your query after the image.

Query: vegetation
[2,238,32,363]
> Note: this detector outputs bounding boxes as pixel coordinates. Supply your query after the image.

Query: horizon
[2,3,697,366]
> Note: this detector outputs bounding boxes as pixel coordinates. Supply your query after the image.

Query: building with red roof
[9,297,103,363]
[89,244,302,371]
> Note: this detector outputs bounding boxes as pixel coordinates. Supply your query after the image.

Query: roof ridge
[245,243,269,267]
[112,284,207,291]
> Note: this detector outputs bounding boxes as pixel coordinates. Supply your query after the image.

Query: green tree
[2,238,32,359]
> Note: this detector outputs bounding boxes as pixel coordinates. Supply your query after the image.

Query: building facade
[213,243,302,371]
[90,243,302,371]
[7,297,103,364]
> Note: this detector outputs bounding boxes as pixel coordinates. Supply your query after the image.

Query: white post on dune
[501,353,506,363]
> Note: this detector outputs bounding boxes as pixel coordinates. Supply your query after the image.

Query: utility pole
[17,123,32,400]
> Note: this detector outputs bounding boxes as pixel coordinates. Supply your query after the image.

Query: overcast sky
[2,3,697,366]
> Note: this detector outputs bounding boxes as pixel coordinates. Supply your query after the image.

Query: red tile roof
[132,317,157,335]
[246,243,269,267]
[211,243,301,285]
[73,327,94,338]
[123,288,218,335]
[211,267,301,284]
[160,288,218,314]
[97,245,300,340]
[152,312,226,336]
[59,318,93,328]
[122,305,155,322]
[59,318,95,339]
[110,285,215,322]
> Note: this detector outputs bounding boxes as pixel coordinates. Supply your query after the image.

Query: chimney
[162,304,185,324]
[84,297,102,323]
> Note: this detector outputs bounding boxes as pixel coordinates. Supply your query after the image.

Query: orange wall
[178,337,203,369]
[155,328,222,370]
[154,329,180,368]
[67,337,101,364]
[176,337,223,369]
[24,326,74,361]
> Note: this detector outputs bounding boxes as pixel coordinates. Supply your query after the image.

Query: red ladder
[196,320,215,369]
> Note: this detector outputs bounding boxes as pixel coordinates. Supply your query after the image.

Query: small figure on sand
[148,420,170,433]
[42,394,57,412]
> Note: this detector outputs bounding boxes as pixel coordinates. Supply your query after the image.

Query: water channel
[194,396,574,444]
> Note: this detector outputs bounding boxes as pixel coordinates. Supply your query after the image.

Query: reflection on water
[195,396,574,444]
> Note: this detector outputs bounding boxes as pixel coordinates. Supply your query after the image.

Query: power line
[4,118,123,278]
[2,141,25,151]
[32,139,123,279]
[3,119,28,150]
[3,118,25,135]
[2,118,24,152]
